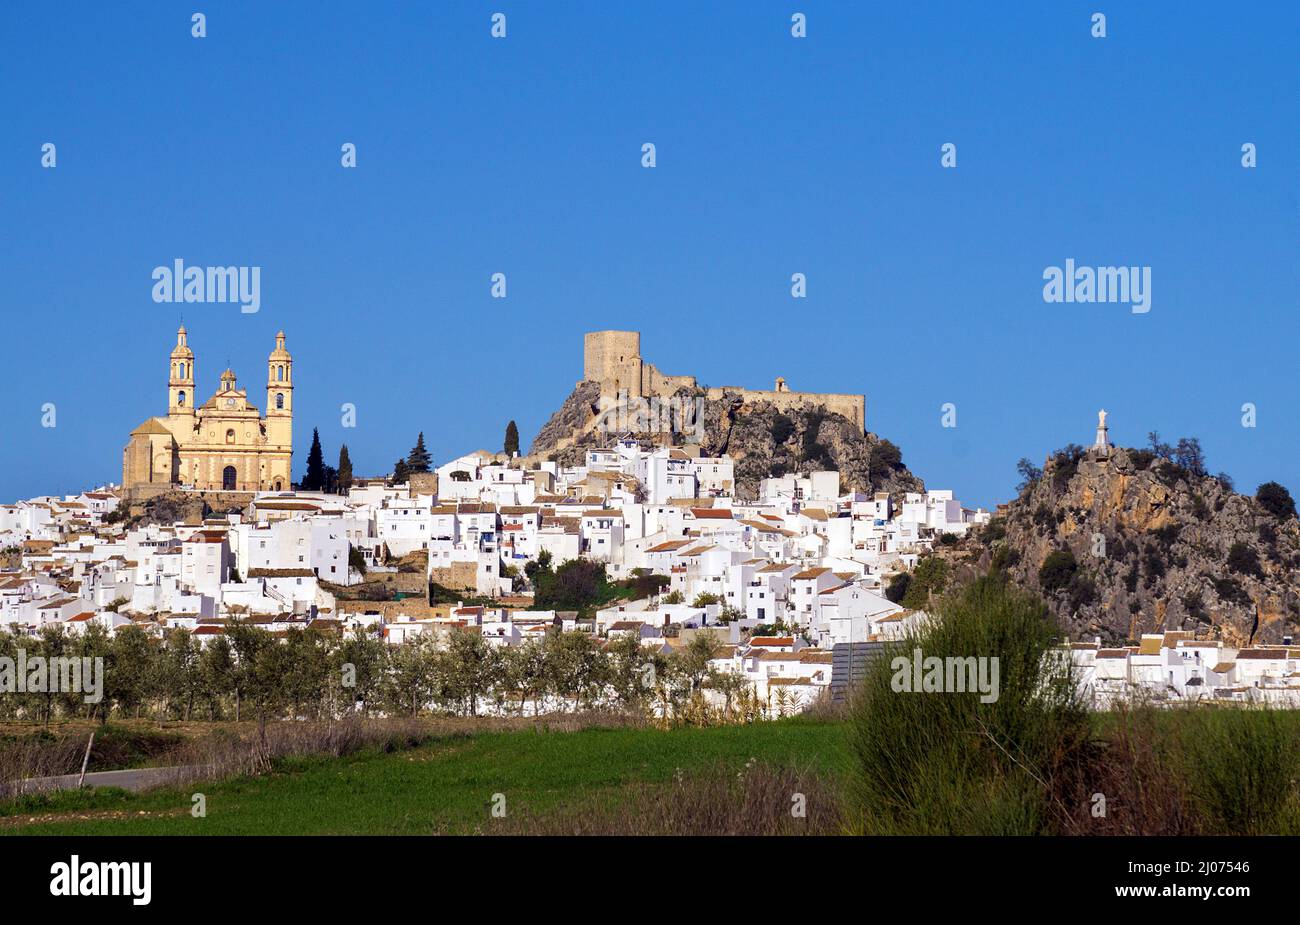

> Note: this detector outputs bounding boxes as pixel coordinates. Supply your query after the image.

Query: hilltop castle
[122,327,294,493]
[583,330,865,429]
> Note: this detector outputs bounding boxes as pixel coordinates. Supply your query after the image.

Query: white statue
[1094,409,1111,452]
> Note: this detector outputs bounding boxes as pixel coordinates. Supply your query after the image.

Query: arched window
[177,391,186,407]
[275,393,285,410]
[277,366,284,381]
[179,362,187,379]
[226,429,236,445]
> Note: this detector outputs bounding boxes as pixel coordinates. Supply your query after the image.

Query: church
[122,327,294,492]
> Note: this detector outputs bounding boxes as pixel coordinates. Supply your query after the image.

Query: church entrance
[222,466,237,490]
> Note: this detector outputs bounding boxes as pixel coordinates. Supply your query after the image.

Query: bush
[770,413,795,445]
[885,572,911,604]
[1256,482,1296,521]
[900,558,947,609]
[869,440,903,473]
[1050,444,1085,489]
[847,578,1089,835]
[1211,576,1250,606]
[1226,542,1262,579]
[1178,707,1300,835]
[1038,549,1077,593]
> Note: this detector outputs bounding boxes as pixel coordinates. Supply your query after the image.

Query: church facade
[123,327,294,492]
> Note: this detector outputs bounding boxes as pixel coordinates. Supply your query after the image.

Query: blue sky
[3,1,1297,507]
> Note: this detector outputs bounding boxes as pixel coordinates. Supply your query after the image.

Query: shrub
[847,578,1089,835]
[884,572,911,604]
[1149,523,1181,547]
[1178,707,1300,835]
[869,440,903,473]
[770,412,795,445]
[1067,575,1097,610]
[980,519,1007,543]
[1038,549,1077,593]
[901,557,947,609]
[1181,591,1207,623]
[1256,482,1296,521]
[1211,577,1250,606]
[1050,444,1085,489]
[1142,547,1167,583]
[1128,449,1156,469]
[1226,542,1262,579]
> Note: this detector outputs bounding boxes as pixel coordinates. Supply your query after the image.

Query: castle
[582,330,865,429]
[122,327,294,493]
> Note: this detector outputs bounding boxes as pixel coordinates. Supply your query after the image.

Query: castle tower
[583,330,643,397]
[168,325,196,418]
[266,330,293,451]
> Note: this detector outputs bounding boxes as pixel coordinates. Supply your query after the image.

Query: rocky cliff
[529,383,924,502]
[958,446,1300,646]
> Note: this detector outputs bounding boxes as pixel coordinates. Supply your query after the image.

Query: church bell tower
[169,325,195,419]
[266,330,293,448]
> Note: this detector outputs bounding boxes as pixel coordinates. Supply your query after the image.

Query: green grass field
[1,718,849,835]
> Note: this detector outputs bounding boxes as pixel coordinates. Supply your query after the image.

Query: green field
[1,718,849,835]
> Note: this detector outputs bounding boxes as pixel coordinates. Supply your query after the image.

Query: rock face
[119,489,254,528]
[529,383,923,502]
[965,446,1300,646]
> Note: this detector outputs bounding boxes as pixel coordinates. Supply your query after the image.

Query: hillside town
[3,328,1298,715]
[1,438,988,714]
[5,442,1299,711]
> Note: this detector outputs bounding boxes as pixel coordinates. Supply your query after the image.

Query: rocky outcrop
[119,489,254,528]
[529,380,603,458]
[529,384,923,501]
[961,446,1300,645]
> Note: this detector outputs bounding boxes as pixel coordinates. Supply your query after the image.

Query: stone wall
[408,472,438,497]
[429,561,479,591]
[642,363,697,398]
[581,330,866,431]
[705,387,865,430]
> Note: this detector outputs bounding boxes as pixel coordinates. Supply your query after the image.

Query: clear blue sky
[4,1,1297,507]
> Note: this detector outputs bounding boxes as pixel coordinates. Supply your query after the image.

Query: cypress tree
[407,432,432,473]
[338,444,354,493]
[504,420,520,456]
[302,428,326,491]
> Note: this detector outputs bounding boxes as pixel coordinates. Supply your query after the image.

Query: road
[11,766,196,794]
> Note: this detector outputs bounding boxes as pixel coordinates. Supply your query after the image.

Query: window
[177,391,186,406]
[225,429,235,444]
[276,393,284,409]
[277,366,284,381]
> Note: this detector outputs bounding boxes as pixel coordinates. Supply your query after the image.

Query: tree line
[300,419,524,493]
[0,621,768,733]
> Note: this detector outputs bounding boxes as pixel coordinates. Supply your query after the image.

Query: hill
[957,443,1300,646]
[529,382,924,502]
